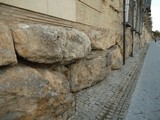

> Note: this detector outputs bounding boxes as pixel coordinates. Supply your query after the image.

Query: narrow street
[125,41,160,120]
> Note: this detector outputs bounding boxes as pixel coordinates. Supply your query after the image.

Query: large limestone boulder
[87,28,120,50]
[68,51,109,92]
[12,24,64,63]
[12,24,91,64]
[0,64,75,120]
[106,45,123,70]
[0,23,17,66]
[62,28,91,63]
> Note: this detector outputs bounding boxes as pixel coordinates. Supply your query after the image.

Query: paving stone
[73,44,150,120]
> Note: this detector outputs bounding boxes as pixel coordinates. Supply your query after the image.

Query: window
[135,0,143,33]
[145,0,151,9]
[125,0,134,27]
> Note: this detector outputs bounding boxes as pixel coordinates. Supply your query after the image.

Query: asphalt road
[125,41,160,120]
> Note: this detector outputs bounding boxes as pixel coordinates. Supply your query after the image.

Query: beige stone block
[79,0,102,12]
[68,50,108,92]
[13,0,48,14]
[0,0,15,5]
[0,0,76,21]
[0,64,74,119]
[106,45,123,70]
[0,22,17,66]
[48,0,76,21]
[0,0,47,14]
[11,23,91,64]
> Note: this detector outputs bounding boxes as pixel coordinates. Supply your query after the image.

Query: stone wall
[0,2,152,120]
[142,26,153,45]
[76,0,123,29]
[0,0,123,29]
[0,21,123,119]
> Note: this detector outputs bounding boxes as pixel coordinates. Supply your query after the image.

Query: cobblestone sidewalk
[73,44,149,120]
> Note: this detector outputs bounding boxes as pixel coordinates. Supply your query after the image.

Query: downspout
[123,0,126,65]
[139,0,143,48]
[131,0,134,57]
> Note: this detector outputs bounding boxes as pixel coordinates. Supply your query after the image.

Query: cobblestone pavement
[73,44,149,120]
[125,41,160,120]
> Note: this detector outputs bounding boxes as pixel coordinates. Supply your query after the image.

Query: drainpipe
[123,0,126,65]
[131,1,134,57]
[131,27,134,57]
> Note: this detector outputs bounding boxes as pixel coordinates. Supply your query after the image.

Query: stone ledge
[0,3,95,31]
[0,3,123,34]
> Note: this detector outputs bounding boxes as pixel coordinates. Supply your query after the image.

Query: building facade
[0,0,152,119]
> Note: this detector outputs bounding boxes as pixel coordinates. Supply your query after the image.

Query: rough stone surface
[116,34,123,54]
[73,44,149,120]
[106,45,123,70]
[62,28,91,63]
[87,28,121,50]
[12,24,91,64]
[0,64,75,120]
[73,56,140,120]
[12,24,65,64]
[126,35,133,58]
[0,22,17,66]
[68,50,109,92]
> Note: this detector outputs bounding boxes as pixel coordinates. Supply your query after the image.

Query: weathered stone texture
[0,64,75,120]
[0,21,125,119]
[0,22,17,66]
[68,51,109,92]
[62,28,91,63]
[126,35,133,58]
[125,28,133,58]
[106,45,123,70]
[12,24,64,64]
[0,2,153,120]
[76,0,122,29]
[116,33,123,54]
[87,29,121,50]
[12,24,91,64]
[142,26,152,45]
[133,34,141,55]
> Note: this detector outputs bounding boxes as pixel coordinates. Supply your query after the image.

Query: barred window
[145,0,151,9]
[135,0,143,33]
[125,0,134,27]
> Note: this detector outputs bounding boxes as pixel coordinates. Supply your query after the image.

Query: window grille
[144,0,151,8]
[125,0,134,27]
[135,0,143,33]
